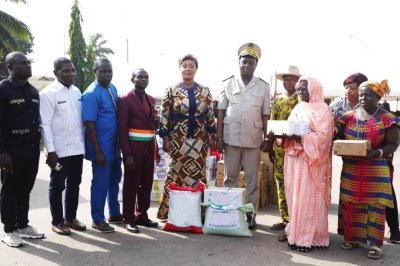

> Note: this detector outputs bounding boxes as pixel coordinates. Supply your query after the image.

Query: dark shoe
[278,234,288,242]
[271,221,287,230]
[390,230,400,244]
[52,223,71,235]
[248,214,257,230]
[126,223,140,233]
[65,219,86,231]
[92,221,114,233]
[107,215,124,224]
[136,218,159,228]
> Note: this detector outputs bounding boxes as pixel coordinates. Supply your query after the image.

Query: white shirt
[39,80,85,158]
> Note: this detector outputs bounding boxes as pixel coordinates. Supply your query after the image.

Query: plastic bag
[163,182,205,234]
[202,202,254,237]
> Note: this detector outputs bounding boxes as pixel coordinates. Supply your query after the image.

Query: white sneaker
[2,232,24,247]
[17,225,44,239]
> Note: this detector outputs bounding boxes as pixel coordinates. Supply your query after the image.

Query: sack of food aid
[163,182,205,234]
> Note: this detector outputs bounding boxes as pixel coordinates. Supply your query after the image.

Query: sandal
[368,245,382,259]
[278,234,288,242]
[341,242,359,250]
[271,222,287,230]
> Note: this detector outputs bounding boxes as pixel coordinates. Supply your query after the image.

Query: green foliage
[0,0,34,78]
[68,0,88,92]
[68,1,115,91]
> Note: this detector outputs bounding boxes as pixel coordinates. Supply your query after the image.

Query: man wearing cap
[268,65,300,233]
[216,42,270,230]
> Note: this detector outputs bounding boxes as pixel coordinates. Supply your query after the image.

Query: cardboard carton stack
[151,135,168,202]
[206,155,217,187]
[215,159,271,208]
[261,152,278,205]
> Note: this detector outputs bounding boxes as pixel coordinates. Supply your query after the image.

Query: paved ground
[0,152,399,266]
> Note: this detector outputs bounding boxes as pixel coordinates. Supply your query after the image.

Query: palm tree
[85,33,114,87]
[0,0,33,57]
[88,33,114,58]
[1,0,34,79]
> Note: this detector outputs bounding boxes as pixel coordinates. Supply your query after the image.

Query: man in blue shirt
[82,58,122,232]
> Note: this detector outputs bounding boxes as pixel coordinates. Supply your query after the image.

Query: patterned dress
[157,83,215,219]
[270,93,298,223]
[338,108,400,245]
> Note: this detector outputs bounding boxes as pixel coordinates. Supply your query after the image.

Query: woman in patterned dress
[157,54,215,220]
[337,80,400,259]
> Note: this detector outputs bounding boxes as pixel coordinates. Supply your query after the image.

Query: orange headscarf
[359,79,390,98]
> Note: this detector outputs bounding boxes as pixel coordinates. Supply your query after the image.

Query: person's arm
[117,96,134,169]
[39,90,59,169]
[84,121,105,166]
[260,84,271,152]
[260,114,270,152]
[367,124,400,159]
[158,88,173,152]
[0,86,13,173]
[82,89,105,166]
[216,82,230,153]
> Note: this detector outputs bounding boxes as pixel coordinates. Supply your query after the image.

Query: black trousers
[0,157,39,233]
[49,155,83,225]
[386,181,399,232]
[386,159,399,233]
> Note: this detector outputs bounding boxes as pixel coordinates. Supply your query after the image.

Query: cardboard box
[204,187,245,205]
[333,140,371,156]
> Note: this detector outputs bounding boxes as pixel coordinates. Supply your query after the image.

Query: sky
[2,0,400,99]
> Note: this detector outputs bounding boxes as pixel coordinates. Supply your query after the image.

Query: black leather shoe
[126,223,140,233]
[248,214,257,230]
[136,218,159,228]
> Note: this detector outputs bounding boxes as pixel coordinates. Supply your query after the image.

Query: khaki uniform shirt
[218,75,270,148]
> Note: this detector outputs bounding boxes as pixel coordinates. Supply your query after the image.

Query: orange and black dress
[157,83,215,219]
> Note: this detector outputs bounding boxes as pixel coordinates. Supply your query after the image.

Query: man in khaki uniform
[216,42,270,230]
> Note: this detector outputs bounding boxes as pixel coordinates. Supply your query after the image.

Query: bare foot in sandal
[341,241,359,250]
[368,245,382,259]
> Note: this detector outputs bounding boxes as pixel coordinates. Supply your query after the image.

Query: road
[0,152,399,266]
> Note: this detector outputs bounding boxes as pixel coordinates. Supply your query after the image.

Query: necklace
[356,106,380,121]
[366,106,380,119]
[355,106,380,139]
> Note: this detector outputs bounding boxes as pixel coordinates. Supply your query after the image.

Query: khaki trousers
[223,144,260,211]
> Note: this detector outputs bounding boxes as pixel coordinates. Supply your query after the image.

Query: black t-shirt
[0,77,40,159]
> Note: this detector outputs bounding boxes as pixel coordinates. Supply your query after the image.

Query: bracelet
[377,149,383,157]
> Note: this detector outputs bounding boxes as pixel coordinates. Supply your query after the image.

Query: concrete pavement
[0,152,399,266]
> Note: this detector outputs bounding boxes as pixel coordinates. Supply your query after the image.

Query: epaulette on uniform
[222,75,234,82]
[259,77,269,85]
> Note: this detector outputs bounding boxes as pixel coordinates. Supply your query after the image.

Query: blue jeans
[90,158,122,223]
[49,155,83,225]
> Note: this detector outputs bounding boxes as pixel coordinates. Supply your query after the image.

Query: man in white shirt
[39,57,86,235]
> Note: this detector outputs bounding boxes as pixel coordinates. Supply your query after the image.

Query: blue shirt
[82,81,119,161]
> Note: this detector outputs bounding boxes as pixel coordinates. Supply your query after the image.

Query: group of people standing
[268,70,400,259]
[0,52,159,247]
[0,42,399,261]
